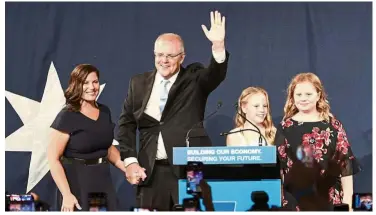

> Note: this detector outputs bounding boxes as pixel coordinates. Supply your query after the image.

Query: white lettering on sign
[187,156,218,162]
[236,156,261,161]
[219,156,236,161]
[216,149,230,155]
[187,149,216,155]
[230,149,261,155]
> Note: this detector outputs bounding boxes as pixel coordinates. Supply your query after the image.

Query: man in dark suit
[117,10,229,211]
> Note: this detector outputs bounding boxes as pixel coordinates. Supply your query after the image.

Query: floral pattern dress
[276,117,361,209]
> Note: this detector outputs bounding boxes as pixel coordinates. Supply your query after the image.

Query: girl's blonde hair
[235,87,276,144]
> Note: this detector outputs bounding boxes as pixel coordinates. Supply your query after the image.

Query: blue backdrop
[5,2,372,211]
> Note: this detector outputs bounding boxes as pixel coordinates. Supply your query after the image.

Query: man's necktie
[159,79,170,113]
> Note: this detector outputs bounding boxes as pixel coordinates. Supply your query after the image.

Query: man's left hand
[202,10,226,49]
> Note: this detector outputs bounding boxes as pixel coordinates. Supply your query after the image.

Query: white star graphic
[5,62,117,193]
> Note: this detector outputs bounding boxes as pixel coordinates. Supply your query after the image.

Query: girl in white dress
[226,87,276,146]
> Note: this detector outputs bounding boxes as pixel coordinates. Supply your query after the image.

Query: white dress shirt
[124,49,226,167]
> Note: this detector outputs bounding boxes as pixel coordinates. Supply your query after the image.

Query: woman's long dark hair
[64,64,100,112]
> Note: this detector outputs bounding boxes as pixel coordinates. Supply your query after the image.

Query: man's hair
[155,33,185,53]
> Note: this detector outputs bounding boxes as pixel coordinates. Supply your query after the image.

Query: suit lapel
[139,70,156,119]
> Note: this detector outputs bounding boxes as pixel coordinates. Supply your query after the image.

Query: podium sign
[173,146,276,165]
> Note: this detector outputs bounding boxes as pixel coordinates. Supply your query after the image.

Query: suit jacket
[117,51,230,184]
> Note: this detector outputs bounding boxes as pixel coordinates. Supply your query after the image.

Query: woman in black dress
[277,73,361,210]
[47,64,126,211]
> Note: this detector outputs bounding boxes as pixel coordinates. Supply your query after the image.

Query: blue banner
[173,146,277,165]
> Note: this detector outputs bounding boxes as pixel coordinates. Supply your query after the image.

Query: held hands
[125,163,147,185]
[61,193,81,212]
[201,11,226,51]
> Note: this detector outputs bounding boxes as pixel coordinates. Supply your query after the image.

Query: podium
[173,146,281,211]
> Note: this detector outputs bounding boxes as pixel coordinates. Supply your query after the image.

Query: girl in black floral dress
[276,73,361,210]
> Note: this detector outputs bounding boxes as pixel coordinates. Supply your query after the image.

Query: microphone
[220,128,260,136]
[223,102,267,146]
[185,101,223,147]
